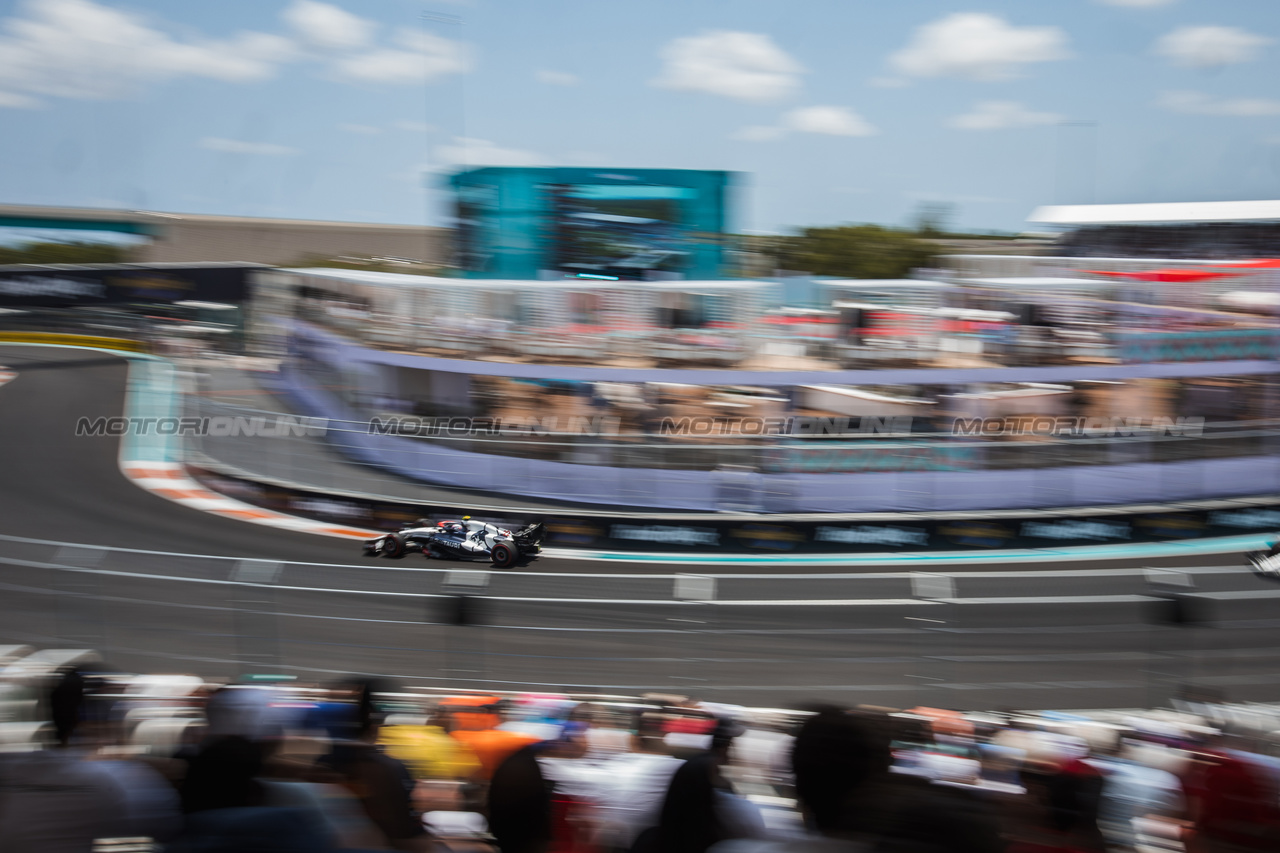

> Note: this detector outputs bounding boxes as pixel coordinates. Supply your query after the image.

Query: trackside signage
[610,525,721,546]
[0,276,104,299]
[814,525,930,546]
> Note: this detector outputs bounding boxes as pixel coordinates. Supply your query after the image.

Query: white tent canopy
[1029,200,1280,226]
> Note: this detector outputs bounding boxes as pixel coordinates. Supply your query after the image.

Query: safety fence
[289,299,1280,369]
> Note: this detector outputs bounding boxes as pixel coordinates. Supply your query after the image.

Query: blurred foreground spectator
[0,667,179,852]
[592,713,683,852]
[316,679,434,851]
[488,722,593,853]
[19,653,1280,853]
[636,718,766,853]
[448,696,542,781]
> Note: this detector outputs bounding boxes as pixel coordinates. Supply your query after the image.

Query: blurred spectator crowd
[1058,225,1280,261]
[4,664,1280,853]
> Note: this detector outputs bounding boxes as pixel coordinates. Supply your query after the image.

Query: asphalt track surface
[2,345,1279,710]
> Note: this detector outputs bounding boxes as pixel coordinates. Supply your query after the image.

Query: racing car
[1247,539,1280,581]
[363,516,544,568]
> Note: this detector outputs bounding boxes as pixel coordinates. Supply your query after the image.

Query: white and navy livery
[363,516,544,568]
[1247,540,1280,581]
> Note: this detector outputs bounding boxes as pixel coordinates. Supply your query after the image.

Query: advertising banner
[0,264,259,307]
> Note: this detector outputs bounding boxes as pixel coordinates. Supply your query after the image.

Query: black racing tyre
[490,542,517,569]
[382,533,407,559]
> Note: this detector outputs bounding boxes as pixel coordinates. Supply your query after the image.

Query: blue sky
[2,0,1280,235]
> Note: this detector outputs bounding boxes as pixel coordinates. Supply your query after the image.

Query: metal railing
[291,304,1280,370]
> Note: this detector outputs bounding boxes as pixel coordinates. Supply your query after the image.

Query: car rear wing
[514,521,545,548]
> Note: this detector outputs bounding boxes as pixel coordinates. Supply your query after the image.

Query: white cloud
[732,105,876,141]
[949,100,1062,130]
[0,0,297,108]
[201,137,299,156]
[283,0,375,51]
[784,105,877,136]
[339,123,381,135]
[536,69,578,86]
[890,13,1070,81]
[652,30,803,102]
[434,137,544,167]
[0,0,473,109]
[1154,26,1272,69]
[335,27,470,83]
[1159,90,1280,116]
[0,89,39,108]
[1098,0,1176,7]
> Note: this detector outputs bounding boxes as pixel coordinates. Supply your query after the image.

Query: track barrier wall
[184,461,1280,556]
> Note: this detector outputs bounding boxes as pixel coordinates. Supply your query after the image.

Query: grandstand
[1031,199,1280,259]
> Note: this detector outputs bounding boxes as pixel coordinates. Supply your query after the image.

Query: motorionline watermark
[951,416,1205,437]
[75,415,329,437]
[369,415,622,437]
[658,416,915,436]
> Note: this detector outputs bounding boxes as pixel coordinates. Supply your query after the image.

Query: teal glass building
[447,167,735,280]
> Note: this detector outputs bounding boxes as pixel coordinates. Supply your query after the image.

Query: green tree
[776,224,937,279]
[0,240,132,265]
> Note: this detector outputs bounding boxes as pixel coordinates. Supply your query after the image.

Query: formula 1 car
[1247,543,1280,581]
[363,516,544,568]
